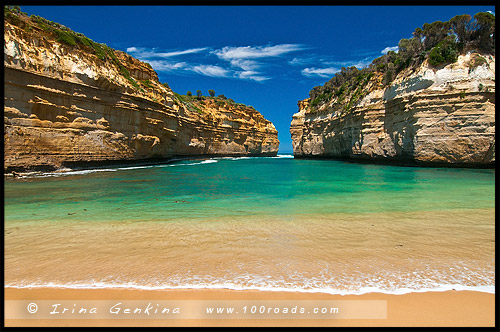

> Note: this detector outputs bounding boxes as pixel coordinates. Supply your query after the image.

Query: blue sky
[21,5,495,153]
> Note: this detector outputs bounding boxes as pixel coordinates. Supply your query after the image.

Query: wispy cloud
[301,67,339,78]
[298,55,375,78]
[146,60,188,72]
[143,59,263,81]
[288,55,321,66]
[229,59,261,71]
[126,44,306,82]
[236,70,270,82]
[292,51,375,80]
[289,57,308,66]
[213,44,307,61]
[381,46,399,54]
[323,57,373,69]
[191,65,231,78]
[126,46,208,59]
[212,44,307,82]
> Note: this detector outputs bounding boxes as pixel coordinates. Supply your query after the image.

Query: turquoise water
[4,156,495,294]
[4,156,495,222]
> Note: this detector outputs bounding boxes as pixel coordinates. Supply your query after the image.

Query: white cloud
[190,65,268,81]
[146,60,188,71]
[288,57,316,66]
[191,65,231,78]
[126,46,208,59]
[142,59,267,81]
[156,47,209,58]
[300,57,374,78]
[211,44,307,81]
[350,58,373,69]
[228,59,268,81]
[301,67,339,78]
[236,70,270,82]
[214,44,306,60]
[230,59,260,71]
[381,46,399,54]
[289,57,304,65]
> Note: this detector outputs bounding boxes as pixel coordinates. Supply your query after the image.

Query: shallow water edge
[4,152,281,175]
[292,154,496,169]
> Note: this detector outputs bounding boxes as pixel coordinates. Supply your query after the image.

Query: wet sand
[4,287,495,327]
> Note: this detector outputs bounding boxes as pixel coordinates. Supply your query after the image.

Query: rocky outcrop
[4,12,279,172]
[290,53,495,167]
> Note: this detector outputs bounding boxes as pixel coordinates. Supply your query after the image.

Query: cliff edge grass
[291,12,495,168]
[4,6,279,174]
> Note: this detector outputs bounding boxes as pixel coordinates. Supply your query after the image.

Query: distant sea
[4,155,495,295]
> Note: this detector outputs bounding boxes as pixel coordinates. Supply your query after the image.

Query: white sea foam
[228,156,251,160]
[14,165,169,178]
[199,159,218,164]
[114,165,161,171]
[12,159,222,178]
[273,154,294,158]
[168,159,219,167]
[5,281,494,295]
[15,168,119,178]
[11,155,294,179]
[6,271,495,295]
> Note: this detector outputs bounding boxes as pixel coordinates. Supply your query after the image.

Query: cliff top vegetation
[307,12,495,114]
[5,5,154,91]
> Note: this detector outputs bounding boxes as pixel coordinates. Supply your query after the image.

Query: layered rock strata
[4,14,279,172]
[291,53,495,167]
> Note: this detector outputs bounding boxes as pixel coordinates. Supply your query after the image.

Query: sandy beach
[4,287,495,327]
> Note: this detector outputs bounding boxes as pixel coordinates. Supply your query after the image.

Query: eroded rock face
[4,18,279,172]
[290,54,495,167]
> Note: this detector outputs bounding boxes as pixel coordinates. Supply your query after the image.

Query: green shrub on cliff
[142,80,153,89]
[428,36,459,67]
[55,29,77,46]
[29,13,107,60]
[309,67,373,114]
[4,6,23,25]
[5,5,21,13]
[469,54,488,72]
[174,93,202,114]
[310,91,333,108]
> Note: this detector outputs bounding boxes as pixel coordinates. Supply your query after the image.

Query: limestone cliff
[4,10,279,172]
[291,32,495,167]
